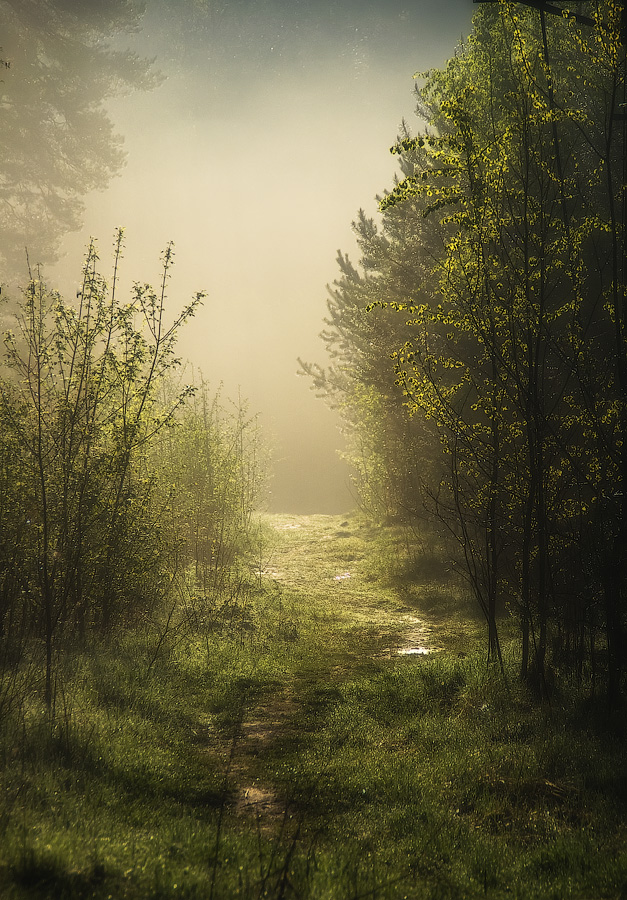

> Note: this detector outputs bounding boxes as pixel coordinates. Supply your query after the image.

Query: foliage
[307,0,627,702]
[299,196,445,523]
[0,231,268,709]
[387,0,627,698]
[159,379,269,622]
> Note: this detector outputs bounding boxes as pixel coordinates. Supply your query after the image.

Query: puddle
[381,615,443,658]
[386,643,443,658]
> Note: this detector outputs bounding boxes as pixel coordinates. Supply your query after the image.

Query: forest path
[256,513,442,657]
[230,512,448,821]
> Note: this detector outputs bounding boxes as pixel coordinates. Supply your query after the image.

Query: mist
[51,0,473,513]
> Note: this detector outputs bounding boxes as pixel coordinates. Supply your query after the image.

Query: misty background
[49,0,473,513]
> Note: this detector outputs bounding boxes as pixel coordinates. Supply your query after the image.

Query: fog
[52,0,473,514]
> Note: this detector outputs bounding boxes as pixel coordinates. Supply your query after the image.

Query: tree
[300,134,448,523]
[0,0,155,279]
[0,230,204,707]
[310,0,627,700]
[385,0,626,698]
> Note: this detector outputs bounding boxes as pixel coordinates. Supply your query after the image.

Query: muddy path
[227,513,452,823]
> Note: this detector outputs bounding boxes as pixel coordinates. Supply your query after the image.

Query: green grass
[0,514,625,898]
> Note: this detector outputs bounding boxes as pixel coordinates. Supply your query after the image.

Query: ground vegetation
[0,515,624,899]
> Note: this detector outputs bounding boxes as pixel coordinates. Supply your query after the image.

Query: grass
[0,513,625,898]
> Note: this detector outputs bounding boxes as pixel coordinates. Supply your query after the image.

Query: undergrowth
[0,515,624,899]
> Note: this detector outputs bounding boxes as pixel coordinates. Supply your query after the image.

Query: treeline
[305,0,627,703]
[0,231,266,711]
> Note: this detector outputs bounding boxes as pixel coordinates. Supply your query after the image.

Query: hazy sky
[54,0,474,513]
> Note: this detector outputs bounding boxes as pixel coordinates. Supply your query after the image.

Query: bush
[0,231,266,709]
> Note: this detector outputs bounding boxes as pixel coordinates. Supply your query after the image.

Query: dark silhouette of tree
[0,0,156,279]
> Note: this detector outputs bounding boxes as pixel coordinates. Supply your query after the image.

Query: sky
[54,0,474,513]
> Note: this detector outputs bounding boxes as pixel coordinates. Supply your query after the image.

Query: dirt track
[227,513,445,823]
